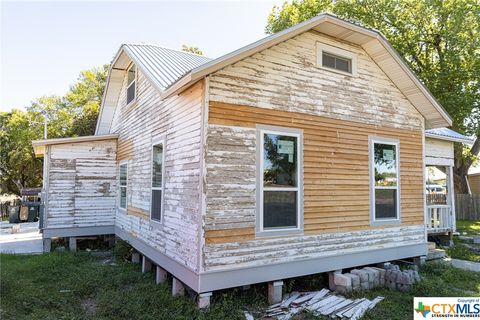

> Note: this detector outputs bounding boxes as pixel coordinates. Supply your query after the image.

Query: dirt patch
[81,298,97,317]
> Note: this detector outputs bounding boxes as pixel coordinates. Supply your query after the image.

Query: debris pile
[259,288,384,320]
[332,263,421,294]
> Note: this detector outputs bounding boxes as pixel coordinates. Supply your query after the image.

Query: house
[32,13,473,307]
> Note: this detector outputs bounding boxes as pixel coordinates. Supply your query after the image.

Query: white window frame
[126,63,137,106]
[150,136,166,225]
[316,42,357,76]
[369,137,401,226]
[256,125,304,237]
[118,161,128,211]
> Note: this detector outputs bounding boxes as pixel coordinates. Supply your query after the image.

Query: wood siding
[46,140,117,228]
[425,137,454,165]
[209,31,423,131]
[111,69,203,271]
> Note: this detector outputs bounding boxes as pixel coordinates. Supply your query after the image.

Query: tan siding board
[206,101,424,241]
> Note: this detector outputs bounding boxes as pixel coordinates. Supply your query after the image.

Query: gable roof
[425,128,474,144]
[95,45,211,134]
[96,13,452,134]
[124,44,212,90]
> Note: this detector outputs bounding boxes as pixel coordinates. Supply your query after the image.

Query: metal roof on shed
[123,44,212,89]
[425,127,474,144]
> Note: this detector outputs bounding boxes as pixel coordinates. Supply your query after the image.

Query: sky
[0,0,284,111]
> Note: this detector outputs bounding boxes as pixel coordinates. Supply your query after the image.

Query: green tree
[181,45,204,56]
[0,110,43,195]
[266,0,480,192]
[0,65,108,195]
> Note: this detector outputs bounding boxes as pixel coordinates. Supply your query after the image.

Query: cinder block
[328,270,342,291]
[198,292,212,309]
[142,256,152,273]
[156,266,167,284]
[69,237,77,252]
[352,285,361,292]
[360,282,370,290]
[362,268,376,282]
[413,256,426,266]
[368,267,386,279]
[385,280,397,290]
[43,238,52,253]
[335,284,352,294]
[351,269,369,282]
[132,252,140,263]
[344,273,360,287]
[334,273,352,287]
[268,281,283,305]
[172,277,185,297]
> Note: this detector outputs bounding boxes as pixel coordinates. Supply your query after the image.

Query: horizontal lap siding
[111,70,203,271]
[208,101,424,237]
[46,141,117,228]
[203,29,426,270]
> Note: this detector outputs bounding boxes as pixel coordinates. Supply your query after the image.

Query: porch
[426,165,455,235]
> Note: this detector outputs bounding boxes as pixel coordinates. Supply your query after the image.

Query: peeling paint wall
[46,140,117,228]
[111,69,203,271]
[202,30,426,271]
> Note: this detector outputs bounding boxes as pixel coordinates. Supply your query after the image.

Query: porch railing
[426,205,453,233]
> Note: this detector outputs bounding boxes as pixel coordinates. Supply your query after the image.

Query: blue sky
[0,0,283,111]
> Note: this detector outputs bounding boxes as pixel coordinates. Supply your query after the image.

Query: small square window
[322,52,352,73]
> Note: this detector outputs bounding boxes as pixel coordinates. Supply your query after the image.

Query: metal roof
[425,128,474,144]
[123,44,212,90]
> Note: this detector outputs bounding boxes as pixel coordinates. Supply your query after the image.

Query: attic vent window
[317,42,357,76]
[322,52,352,73]
[127,64,136,105]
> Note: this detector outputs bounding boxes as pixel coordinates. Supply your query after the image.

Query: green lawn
[456,220,480,236]
[1,252,479,320]
[446,220,480,263]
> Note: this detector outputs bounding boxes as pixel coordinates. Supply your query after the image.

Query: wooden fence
[455,194,480,221]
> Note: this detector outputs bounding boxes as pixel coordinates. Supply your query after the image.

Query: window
[370,138,400,223]
[119,163,127,210]
[258,126,303,235]
[322,52,352,73]
[126,64,136,105]
[151,140,165,222]
[317,42,357,76]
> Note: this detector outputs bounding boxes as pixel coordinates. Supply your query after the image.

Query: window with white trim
[151,141,164,222]
[370,139,400,222]
[126,64,136,105]
[260,129,302,232]
[317,42,357,76]
[119,163,127,210]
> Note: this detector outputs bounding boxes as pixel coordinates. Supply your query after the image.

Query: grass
[445,220,480,263]
[1,252,479,320]
[456,220,480,236]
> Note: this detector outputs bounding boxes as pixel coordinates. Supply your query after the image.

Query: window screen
[372,142,399,220]
[119,164,127,209]
[151,143,164,222]
[127,64,136,105]
[262,132,299,230]
[322,52,352,73]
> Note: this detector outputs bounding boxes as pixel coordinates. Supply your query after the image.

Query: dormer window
[317,42,357,76]
[127,64,136,105]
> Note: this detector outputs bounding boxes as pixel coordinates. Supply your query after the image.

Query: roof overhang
[425,132,474,144]
[32,134,118,157]
[162,13,452,129]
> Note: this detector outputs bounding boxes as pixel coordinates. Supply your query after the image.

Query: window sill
[256,228,303,238]
[370,219,401,227]
[149,218,163,229]
[317,65,355,77]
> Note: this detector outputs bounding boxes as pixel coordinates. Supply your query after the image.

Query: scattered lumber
[259,289,384,320]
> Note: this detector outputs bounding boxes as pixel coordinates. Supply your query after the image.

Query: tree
[266,0,480,193]
[181,45,204,56]
[0,110,43,195]
[0,65,108,195]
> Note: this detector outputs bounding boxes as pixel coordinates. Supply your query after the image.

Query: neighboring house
[32,14,473,307]
[468,173,480,195]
